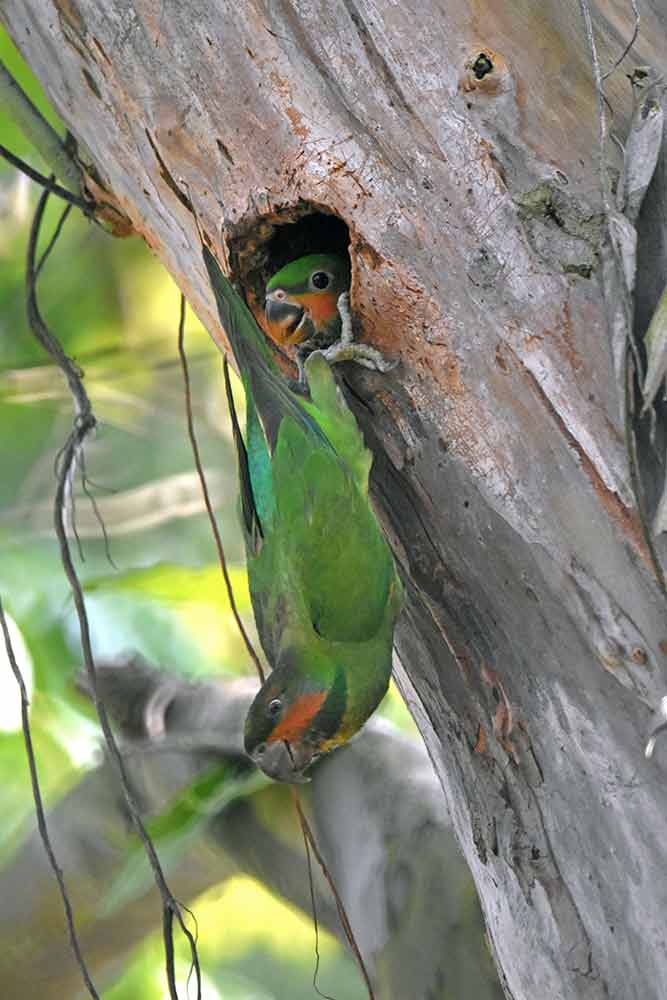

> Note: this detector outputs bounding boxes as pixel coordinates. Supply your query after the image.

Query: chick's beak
[251,739,317,784]
[265,293,305,341]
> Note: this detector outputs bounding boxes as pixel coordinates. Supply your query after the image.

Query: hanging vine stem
[26,183,202,1000]
[299,803,337,1000]
[601,0,640,81]
[0,142,92,211]
[0,596,101,999]
[177,293,265,682]
[292,789,375,1000]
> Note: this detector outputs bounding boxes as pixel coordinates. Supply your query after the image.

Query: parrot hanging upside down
[264,253,396,383]
[201,244,403,782]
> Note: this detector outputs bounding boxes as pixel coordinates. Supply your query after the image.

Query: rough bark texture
[3,3,667,998]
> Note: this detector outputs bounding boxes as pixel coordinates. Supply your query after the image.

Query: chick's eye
[268,698,282,718]
[311,271,330,290]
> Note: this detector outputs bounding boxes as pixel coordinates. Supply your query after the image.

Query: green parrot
[264,254,395,382]
[202,244,402,782]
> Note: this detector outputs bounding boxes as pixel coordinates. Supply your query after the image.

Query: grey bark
[2,2,667,998]
[0,660,499,999]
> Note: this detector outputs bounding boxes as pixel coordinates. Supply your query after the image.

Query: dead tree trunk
[3,3,667,998]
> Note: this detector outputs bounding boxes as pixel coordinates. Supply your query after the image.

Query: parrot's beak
[265,293,307,343]
[251,739,315,783]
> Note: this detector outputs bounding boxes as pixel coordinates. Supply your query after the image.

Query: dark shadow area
[225,203,350,318]
[266,210,349,272]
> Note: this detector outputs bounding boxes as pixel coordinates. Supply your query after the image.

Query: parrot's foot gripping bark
[323,290,397,371]
[296,291,397,384]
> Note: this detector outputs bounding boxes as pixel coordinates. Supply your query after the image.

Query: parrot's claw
[295,346,309,387]
[321,341,398,372]
[294,289,397,384]
[336,291,354,346]
[320,289,397,373]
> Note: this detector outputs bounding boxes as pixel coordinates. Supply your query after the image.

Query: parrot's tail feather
[203,245,333,455]
[203,247,275,369]
[223,356,263,549]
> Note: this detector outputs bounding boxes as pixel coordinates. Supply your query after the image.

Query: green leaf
[0,29,65,156]
[84,561,250,611]
[100,763,267,915]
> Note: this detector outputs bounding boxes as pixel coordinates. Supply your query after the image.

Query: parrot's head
[264,254,351,346]
[243,653,347,783]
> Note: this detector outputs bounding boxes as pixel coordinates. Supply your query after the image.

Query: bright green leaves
[84,561,256,676]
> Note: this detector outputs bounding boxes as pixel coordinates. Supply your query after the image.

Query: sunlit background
[0,28,423,999]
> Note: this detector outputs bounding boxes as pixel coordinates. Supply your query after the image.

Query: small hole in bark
[472,53,494,79]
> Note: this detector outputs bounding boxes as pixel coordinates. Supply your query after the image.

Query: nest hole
[226,203,350,319]
[266,211,349,271]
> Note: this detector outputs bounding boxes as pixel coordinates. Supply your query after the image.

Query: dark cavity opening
[226,204,350,318]
[266,211,349,273]
[472,53,493,80]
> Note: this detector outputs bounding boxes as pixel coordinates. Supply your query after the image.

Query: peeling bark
[2,2,667,997]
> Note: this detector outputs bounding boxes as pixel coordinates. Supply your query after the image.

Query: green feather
[203,245,402,778]
[266,253,350,294]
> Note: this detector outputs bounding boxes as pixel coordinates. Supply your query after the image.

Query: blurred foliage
[0,27,416,1000]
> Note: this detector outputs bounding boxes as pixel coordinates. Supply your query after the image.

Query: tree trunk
[3,3,667,998]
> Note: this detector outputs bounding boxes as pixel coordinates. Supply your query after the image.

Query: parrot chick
[265,254,396,383]
[202,244,402,783]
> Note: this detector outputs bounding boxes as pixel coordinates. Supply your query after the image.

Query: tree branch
[0,58,83,193]
[0,658,501,1000]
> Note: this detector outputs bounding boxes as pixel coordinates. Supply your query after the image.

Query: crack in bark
[145,130,192,212]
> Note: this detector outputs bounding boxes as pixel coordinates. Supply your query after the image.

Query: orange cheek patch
[267,692,327,743]
[295,291,339,328]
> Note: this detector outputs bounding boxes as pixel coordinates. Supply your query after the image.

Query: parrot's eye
[268,698,282,718]
[272,289,286,301]
[311,271,330,290]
